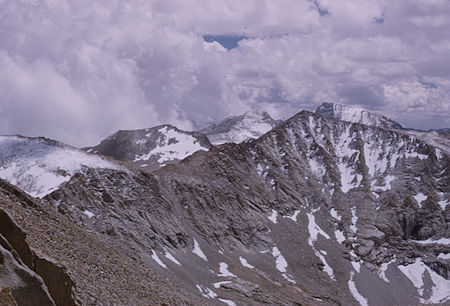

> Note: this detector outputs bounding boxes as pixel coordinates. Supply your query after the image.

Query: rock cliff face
[0,107,449,305]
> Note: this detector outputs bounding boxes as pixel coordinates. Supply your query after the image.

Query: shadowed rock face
[0,208,71,306]
[40,110,449,305]
[84,124,212,171]
[0,237,55,306]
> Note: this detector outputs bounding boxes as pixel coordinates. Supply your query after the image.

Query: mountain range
[0,103,449,305]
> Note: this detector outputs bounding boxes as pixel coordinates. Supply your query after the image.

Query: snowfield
[134,126,208,163]
[0,135,121,198]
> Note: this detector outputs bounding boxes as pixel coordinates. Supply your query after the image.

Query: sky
[0,0,449,146]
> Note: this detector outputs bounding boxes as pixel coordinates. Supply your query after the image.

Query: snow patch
[315,249,335,280]
[348,272,369,306]
[196,285,217,299]
[285,210,300,222]
[335,230,346,244]
[213,281,232,289]
[379,257,395,283]
[437,192,449,209]
[438,253,450,260]
[134,126,207,163]
[164,251,181,265]
[272,247,287,273]
[218,298,236,306]
[351,261,361,273]
[218,262,237,278]
[306,212,334,280]
[413,192,427,207]
[151,250,167,269]
[239,256,254,269]
[267,209,278,223]
[307,213,330,246]
[413,238,450,245]
[192,239,208,261]
[271,246,296,283]
[82,210,94,218]
[330,208,342,221]
[398,258,450,304]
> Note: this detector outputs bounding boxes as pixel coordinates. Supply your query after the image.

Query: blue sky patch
[203,35,247,50]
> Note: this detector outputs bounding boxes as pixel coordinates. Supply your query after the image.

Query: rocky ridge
[1,106,449,305]
[84,111,280,171]
[0,179,203,305]
[316,102,404,130]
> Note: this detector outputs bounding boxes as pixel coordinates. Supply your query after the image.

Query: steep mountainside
[84,125,211,171]
[0,136,121,198]
[0,179,202,305]
[316,102,404,130]
[200,111,281,145]
[402,129,450,157]
[30,110,449,305]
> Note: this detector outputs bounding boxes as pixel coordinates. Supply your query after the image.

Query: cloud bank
[0,0,449,146]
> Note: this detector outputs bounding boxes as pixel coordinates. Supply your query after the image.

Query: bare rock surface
[0,180,204,306]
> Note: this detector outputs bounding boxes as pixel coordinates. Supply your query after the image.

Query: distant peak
[242,110,273,119]
[316,102,363,114]
[200,110,281,145]
[315,102,403,130]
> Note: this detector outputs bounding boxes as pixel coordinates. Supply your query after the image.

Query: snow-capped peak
[200,111,281,145]
[0,135,121,198]
[315,102,403,129]
[85,124,211,171]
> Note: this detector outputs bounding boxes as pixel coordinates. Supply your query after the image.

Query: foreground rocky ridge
[0,180,203,305]
[1,107,449,305]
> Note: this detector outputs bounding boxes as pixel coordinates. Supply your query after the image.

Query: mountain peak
[85,125,211,171]
[200,110,281,145]
[315,102,403,129]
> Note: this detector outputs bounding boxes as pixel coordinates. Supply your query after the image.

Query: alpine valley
[0,103,449,306]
